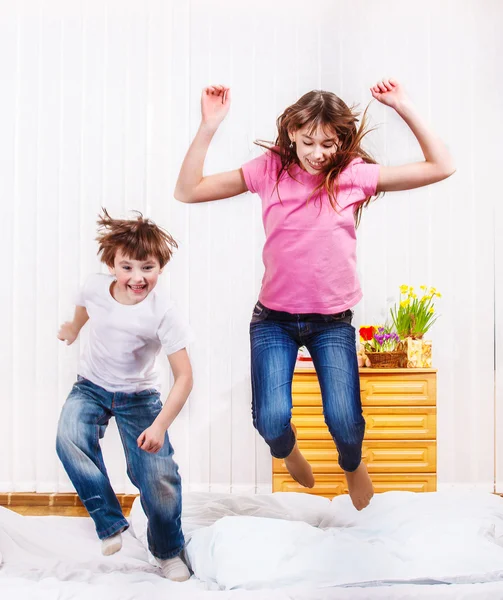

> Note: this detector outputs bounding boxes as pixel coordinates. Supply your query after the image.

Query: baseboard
[255,483,273,494]
[230,484,258,495]
[3,485,497,508]
[436,482,495,493]
[0,492,138,508]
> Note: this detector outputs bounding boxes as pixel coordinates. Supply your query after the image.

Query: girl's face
[290,125,339,175]
[109,248,163,305]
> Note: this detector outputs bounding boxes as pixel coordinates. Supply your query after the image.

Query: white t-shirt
[75,273,192,393]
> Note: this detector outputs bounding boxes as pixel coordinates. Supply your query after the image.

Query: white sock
[157,555,190,582]
[101,533,122,556]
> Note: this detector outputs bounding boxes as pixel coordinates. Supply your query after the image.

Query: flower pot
[405,338,432,368]
[421,340,432,368]
[366,351,407,369]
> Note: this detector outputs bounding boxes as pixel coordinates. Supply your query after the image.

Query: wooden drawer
[292,371,436,407]
[273,473,437,497]
[360,372,436,407]
[292,406,436,440]
[283,369,437,497]
[273,439,436,474]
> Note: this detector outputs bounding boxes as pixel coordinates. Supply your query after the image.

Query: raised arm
[370,79,456,193]
[174,85,248,203]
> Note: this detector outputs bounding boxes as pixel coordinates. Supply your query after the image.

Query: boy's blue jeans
[250,302,365,472]
[56,376,184,559]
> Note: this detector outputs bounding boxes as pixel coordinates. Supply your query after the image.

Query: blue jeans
[250,302,365,472]
[56,376,184,559]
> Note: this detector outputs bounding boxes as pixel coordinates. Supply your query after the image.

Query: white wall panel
[1,0,501,494]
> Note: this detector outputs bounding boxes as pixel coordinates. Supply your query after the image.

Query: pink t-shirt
[241,150,380,314]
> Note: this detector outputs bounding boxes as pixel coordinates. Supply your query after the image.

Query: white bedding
[2,491,503,599]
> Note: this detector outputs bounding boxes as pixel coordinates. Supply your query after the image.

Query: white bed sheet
[1,491,503,599]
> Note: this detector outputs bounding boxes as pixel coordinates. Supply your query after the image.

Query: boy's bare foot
[283,423,315,488]
[345,462,374,510]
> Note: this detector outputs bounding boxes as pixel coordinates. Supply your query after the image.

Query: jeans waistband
[255,301,352,323]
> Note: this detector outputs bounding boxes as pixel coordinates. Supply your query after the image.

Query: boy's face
[109,248,163,305]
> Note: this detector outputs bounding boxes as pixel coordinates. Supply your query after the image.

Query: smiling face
[290,124,340,175]
[109,248,162,305]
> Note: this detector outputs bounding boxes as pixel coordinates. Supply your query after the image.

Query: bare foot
[345,462,374,510]
[283,423,315,488]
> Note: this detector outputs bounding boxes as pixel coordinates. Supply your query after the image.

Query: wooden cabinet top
[295,367,437,375]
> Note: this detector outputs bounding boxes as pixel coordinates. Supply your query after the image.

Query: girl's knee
[255,408,291,441]
[326,417,365,447]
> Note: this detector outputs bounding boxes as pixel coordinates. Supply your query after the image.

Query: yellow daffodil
[392,284,441,338]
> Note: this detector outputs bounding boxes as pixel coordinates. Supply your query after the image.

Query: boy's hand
[370,78,409,110]
[57,322,79,345]
[201,85,231,130]
[137,424,166,454]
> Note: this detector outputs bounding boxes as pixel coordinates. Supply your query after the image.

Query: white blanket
[3,491,503,599]
[129,490,503,589]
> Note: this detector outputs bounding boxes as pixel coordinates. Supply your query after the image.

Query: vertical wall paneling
[1,0,501,494]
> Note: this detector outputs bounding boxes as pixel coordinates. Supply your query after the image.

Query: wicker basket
[366,351,407,369]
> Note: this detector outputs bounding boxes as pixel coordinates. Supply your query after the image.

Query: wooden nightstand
[272,368,437,497]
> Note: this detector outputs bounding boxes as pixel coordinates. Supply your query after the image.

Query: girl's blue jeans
[56,376,184,559]
[250,302,365,472]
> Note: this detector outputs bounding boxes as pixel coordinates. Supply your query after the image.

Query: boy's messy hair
[256,90,379,227]
[96,209,178,268]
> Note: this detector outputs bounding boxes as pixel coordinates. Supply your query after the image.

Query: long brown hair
[256,90,379,227]
[96,209,178,268]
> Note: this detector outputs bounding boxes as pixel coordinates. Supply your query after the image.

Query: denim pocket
[327,310,353,325]
[250,301,270,324]
[135,388,160,397]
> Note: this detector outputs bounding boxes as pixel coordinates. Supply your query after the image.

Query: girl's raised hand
[201,85,231,129]
[370,78,408,109]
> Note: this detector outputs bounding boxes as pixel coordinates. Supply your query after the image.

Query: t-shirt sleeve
[241,151,271,196]
[349,160,380,198]
[157,304,194,356]
[74,273,110,307]
[74,276,91,307]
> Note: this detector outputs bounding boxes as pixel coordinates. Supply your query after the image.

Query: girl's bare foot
[344,462,374,510]
[283,423,315,488]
